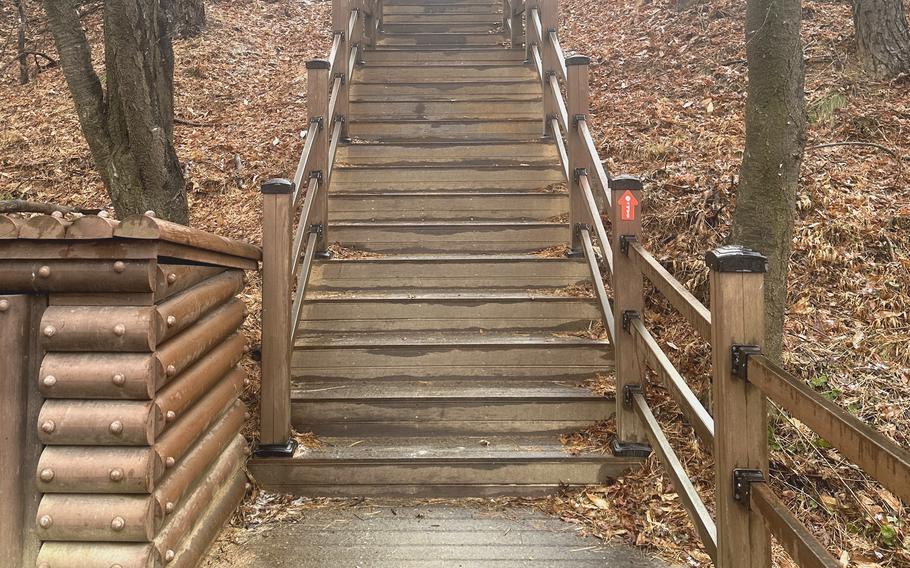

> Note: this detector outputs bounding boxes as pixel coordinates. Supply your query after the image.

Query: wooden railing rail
[257,0,377,455]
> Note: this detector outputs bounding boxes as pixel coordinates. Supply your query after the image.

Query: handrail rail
[632,390,717,561]
[291,120,321,201]
[549,74,569,133]
[579,227,616,343]
[577,119,612,208]
[748,354,910,503]
[549,31,567,80]
[327,33,342,77]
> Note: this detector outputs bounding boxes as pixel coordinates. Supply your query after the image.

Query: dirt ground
[1,0,907,566]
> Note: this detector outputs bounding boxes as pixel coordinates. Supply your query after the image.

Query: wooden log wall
[0,213,260,568]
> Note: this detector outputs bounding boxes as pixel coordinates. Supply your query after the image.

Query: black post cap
[705,245,768,274]
[261,178,294,195]
[566,54,591,66]
[611,175,643,192]
[306,59,331,70]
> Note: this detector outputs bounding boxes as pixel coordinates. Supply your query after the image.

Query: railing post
[351,0,365,65]
[257,178,296,456]
[524,0,539,59]
[539,0,557,137]
[707,245,770,568]
[508,0,522,49]
[307,59,331,252]
[610,176,649,454]
[566,55,590,252]
[332,1,351,139]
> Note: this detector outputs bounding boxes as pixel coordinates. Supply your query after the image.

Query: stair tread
[291,379,606,400]
[273,435,613,461]
[294,331,609,348]
[304,291,593,301]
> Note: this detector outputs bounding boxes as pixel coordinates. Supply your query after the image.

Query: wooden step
[350,81,540,101]
[331,165,563,191]
[308,255,589,293]
[293,333,612,371]
[377,34,508,48]
[349,119,542,142]
[350,100,539,120]
[384,6,502,16]
[298,293,599,333]
[356,65,535,83]
[329,221,569,253]
[248,435,638,497]
[384,0,500,7]
[335,142,558,167]
[382,22,502,34]
[290,381,612,436]
[330,191,566,221]
[362,48,526,64]
[384,14,504,23]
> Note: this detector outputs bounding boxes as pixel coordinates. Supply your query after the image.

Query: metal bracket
[621,310,639,333]
[574,223,591,235]
[309,223,324,236]
[622,383,643,409]
[733,468,765,505]
[335,72,346,85]
[611,438,651,458]
[731,344,761,381]
[335,114,346,125]
[573,167,588,183]
[253,439,299,458]
[573,114,586,127]
[314,116,325,129]
[619,235,636,256]
[309,170,324,183]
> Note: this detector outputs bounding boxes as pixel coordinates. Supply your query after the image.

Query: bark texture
[853,0,910,78]
[167,0,207,38]
[731,0,807,360]
[15,0,28,84]
[42,0,189,223]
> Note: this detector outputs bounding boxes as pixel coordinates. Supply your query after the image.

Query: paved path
[203,504,675,567]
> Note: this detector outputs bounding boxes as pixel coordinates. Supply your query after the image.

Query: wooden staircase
[248,0,640,497]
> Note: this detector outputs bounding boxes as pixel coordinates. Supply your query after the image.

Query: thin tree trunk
[15,0,29,85]
[731,0,807,361]
[167,0,206,38]
[852,0,910,79]
[42,0,189,224]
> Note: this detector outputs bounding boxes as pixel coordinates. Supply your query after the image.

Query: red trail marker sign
[619,190,639,221]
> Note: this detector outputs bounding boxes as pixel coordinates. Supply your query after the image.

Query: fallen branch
[0,199,90,215]
[0,51,57,75]
[807,141,899,160]
[175,117,217,127]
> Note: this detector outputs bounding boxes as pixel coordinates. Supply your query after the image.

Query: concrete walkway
[202,504,676,567]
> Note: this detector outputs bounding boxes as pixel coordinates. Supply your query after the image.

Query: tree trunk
[42,0,189,224]
[731,0,807,361]
[15,0,29,85]
[167,0,206,38]
[852,0,910,79]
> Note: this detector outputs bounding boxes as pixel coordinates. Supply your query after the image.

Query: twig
[807,141,900,162]
[0,199,89,215]
[175,117,217,127]
[0,51,57,75]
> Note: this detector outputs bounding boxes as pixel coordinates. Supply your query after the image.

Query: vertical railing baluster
[611,176,649,454]
[258,178,295,455]
[707,245,771,568]
[566,55,589,252]
[539,0,557,137]
[307,60,330,252]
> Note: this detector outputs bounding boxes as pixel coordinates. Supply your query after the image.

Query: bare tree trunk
[42,0,189,224]
[852,0,910,79]
[166,0,206,38]
[15,0,29,85]
[731,0,807,361]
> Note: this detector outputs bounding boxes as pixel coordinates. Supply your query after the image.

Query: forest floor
[1,0,907,566]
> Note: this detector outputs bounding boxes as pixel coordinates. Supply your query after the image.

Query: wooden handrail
[348,43,359,79]
[549,73,569,133]
[577,118,612,208]
[551,117,570,184]
[292,120,320,200]
[577,173,612,274]
[327,76,343,125]
[530,8,543,44]
[289,231,318,344]
[530,44,544,81]
[549,31,567,80]
[749,483,840,568]
[632,391,717,561]
[629,317,714,445]
[748,354,910,503]
[628,241,712,339]
[579,228,615,343]
[348,8,359,40]
[291,176,320,270]
[327,33,342,77]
